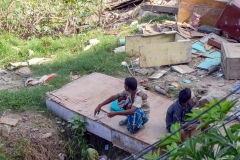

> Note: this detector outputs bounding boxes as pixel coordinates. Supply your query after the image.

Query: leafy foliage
[143,148,160,160]
[144,99,240,160]
[67,114,91,159]
[157,122,182,147]
[0,0,101,38]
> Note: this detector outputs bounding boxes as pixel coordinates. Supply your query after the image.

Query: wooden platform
[46,73,173,154]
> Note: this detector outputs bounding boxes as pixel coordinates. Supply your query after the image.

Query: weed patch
[0,31,128,112]
[138,14,175,24]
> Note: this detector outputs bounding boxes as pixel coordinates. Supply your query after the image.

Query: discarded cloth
[232,81,240,94]
[110,99,124,112]
[127,108,148,134]
[25,73,56,86]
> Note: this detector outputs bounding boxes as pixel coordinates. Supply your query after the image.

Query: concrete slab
[46,72,173,153]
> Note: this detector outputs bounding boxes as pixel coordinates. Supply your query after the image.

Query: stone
[198,94,213,108]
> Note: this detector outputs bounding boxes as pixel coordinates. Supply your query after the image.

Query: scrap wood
[204,43,213,51]
[177,24,192,38]
[148,70,168,79]
[0,117,19,126]
[190,31,205,38]
[1,76,8,82]
[207,38,221,49]
[200,33,228,44]
[171,65,195,74]
[142,24,160,34]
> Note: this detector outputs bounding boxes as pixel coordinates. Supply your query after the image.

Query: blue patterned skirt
[127,108,148,134]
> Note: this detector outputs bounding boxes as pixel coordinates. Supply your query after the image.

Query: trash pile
[115,0,240,109]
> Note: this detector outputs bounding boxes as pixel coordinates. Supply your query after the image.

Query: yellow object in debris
[86,148,99,160]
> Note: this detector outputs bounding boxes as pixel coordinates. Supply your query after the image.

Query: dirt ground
[0,110,66,160]
[0,70,25,91]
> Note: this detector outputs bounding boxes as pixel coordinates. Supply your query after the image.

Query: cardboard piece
[148,70,168,79]
[88,112,106,121]
[171,65,195,74]
[0,117,19,126]
[199,33,228,44]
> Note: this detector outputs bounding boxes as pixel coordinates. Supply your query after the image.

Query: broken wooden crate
[125,32,192,67]
[221,43,240,80]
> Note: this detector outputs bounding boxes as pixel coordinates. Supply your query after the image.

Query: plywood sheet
[199,33,228,44]
[148,70,168,79]
[139,41,192,67]
[171,65,195,74]
[47,73,174,145]
[125,34,175,56]
[47,73,124,119]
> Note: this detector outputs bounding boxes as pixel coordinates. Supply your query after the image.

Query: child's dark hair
[178,88,191,104]
[125,77,137,91]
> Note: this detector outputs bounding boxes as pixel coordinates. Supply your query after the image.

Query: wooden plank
[177,3,225,26]
[148,70,168,79]
[125,34,175,56]
[141,4,178,14]
[139,40,192,67]
[190,31,205,38]
[171,65,195,74]
[208,38,221,49]
[0,117,19,126]
[199,33,228,44]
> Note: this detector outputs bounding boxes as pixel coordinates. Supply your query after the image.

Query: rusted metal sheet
[46,73,174,153]
[215,4,240,41]
[178,0,227,26]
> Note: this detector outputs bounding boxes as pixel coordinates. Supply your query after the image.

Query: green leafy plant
[144,99,240,160]
[68,114,88,135]
[157,122,182,147]
[143,148,160,160]
[66,114,91,159]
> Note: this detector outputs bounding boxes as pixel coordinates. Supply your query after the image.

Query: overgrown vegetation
[66,114,90,159]
[138,14,175,24]
[0,0,101,38]
[0,31,128,112]
[144,99,240,160]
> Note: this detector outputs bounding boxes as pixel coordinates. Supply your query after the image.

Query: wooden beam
[141,4,178,14]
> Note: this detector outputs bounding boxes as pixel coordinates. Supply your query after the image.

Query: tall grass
[0,30,129,112]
